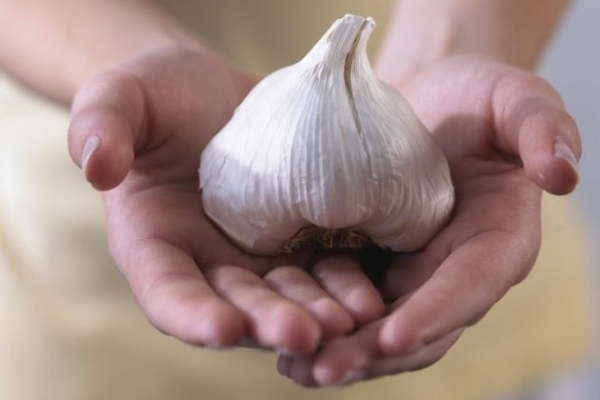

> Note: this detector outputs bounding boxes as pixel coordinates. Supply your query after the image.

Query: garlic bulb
[199,14,454,255]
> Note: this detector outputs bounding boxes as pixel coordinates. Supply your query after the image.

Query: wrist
[67,39,191,99]
[373,0,571,85]
[65,30,204,103]
[0,0,210,104]
[373,11,456,85]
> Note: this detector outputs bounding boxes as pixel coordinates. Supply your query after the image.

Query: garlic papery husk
[199,14,454,256]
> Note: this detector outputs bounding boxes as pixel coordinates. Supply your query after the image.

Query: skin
[0,0,580,388]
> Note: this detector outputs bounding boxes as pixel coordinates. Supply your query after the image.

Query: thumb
[68,70,146,190]
[492,72,582,195]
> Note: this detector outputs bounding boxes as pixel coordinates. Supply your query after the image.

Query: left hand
[277,55,581,386]
[68,44,386,354]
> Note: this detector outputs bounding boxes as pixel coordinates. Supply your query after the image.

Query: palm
[381,57,544,304]
[100,47,262,273]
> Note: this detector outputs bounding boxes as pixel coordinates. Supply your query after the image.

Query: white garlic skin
[200,14,454,255]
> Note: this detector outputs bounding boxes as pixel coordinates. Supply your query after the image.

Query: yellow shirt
[0,1,592,399]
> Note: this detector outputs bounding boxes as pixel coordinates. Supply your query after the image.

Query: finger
[312,254,385,326]
[68,69,145,190]
[368,329,463,377]
[124,239,246,347]
[287,355,319,388]
[311,320,381,386]
[263,266,354,340]
[379,229,537,356]
[308,321,463,386]
[205,264,321,355]
[492,72,581,195]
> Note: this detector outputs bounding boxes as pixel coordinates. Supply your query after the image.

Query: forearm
[0,0,202,103]
[376,0,572,81]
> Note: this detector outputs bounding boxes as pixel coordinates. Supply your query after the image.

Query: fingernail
[276,347,299,357]
[554,139,578,171]
[82,135,101,172]
[335,369,367,387]
[277,356,293,377]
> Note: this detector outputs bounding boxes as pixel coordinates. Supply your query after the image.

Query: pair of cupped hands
[68,44,580,387]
